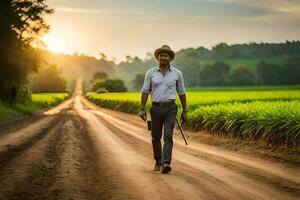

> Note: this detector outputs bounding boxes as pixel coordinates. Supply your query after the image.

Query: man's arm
[179,94,187,111]
[138,70,151,121]
[138,92,149,121]
[177,71,188,123]
[141,92,149,109]
[179,94,187,123]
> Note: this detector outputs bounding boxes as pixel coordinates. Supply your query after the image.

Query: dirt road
[0,80,299,200]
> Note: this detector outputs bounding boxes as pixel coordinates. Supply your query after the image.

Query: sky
[43,0,300,62]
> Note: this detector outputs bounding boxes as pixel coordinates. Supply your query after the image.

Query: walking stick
[176,118,188,145]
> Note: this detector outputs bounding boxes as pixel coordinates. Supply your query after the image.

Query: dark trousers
[150,103,178,165]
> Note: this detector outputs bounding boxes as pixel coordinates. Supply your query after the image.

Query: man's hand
[138,109,147,121]
[178,94,187,124]
[181,110,187,124]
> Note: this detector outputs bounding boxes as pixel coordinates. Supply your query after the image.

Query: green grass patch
[0,93,69,121]
[187,100,300,147]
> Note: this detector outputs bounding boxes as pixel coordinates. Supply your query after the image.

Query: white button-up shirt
[141,65,186,102]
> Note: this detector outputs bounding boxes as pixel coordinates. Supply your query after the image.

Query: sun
[43,35,65,53]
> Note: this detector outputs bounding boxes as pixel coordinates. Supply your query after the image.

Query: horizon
[42,0,300,62]
[44,40,300,63]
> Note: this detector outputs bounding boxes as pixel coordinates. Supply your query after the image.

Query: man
[138,45,187,174]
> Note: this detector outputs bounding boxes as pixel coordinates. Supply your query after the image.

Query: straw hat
[154,45,175,60]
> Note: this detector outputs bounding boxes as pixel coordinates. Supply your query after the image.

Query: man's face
[158,51,171,65]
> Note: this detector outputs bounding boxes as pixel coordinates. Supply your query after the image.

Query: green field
[86,90,300,113]
[0,93,69,121]
[85,88,300,147]
[187,85,300,91]
[187,100,300,146]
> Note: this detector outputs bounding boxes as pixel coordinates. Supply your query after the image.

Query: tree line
[114,42,300,90]
[129,56,300,90]
[176,41,300,60]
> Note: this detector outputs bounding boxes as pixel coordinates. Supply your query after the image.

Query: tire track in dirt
[0,115,61,165]
[0,115,66,199]
[0,98,74,165]
[43,112,103,199]
[0,109,103,199]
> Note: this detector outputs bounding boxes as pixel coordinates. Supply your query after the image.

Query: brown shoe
[153,163,162,171]
[161,164,171,174]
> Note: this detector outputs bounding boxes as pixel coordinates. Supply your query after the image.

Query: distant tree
[92,71,108,80]
[212,61,231,85]
[92,78,127,92]
[198,61,230,86]
[173,50,204,87]
[211,43,230,59]
[131,73,145,91]
[198,65,212,86]
[125,55,134,63]
[119,56,144,74]
[281,56,300,84]
[99,53,107,61]
[145,52,153,59]
[229,65,258,86]
[29,64,67,93]
[181,64,203,87]
[196,47,211,59]
[256,56,300,85]
[256,61,282,85]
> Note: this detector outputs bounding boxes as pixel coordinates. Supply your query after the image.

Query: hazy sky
[44,0,300,61]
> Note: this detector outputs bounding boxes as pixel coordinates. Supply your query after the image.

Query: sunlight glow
[43,35,65,53]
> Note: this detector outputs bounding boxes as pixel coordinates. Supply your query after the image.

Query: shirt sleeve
[141,69,151,93]
[177,71,186,95]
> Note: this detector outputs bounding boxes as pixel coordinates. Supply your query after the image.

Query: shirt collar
[156,65,173,72]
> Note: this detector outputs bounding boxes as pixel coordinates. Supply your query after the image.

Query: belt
[152,100,175,107]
